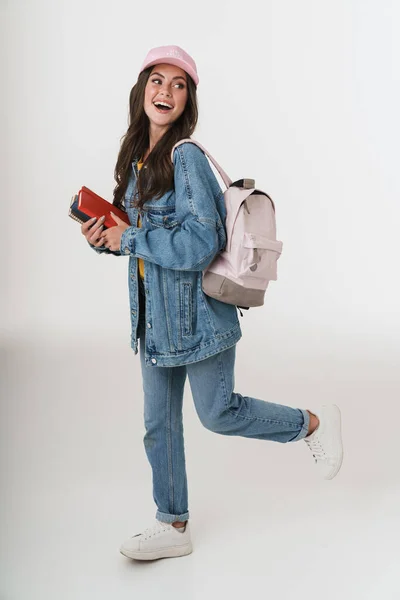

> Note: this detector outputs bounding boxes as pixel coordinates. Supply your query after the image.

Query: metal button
[151,358,157,364]
[124,247,130,254]
[147,322,151,328]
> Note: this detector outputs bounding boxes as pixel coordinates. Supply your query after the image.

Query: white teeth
[154,101,173,109]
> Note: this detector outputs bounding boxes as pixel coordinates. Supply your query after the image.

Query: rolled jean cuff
[290,408,310,442]
[156,510,190,524]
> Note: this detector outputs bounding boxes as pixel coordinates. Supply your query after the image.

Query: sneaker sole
[120,542,193,561]
[325,404,343,480]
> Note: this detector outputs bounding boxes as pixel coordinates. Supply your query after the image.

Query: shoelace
[305,436,328,462]
[141,520,169,540]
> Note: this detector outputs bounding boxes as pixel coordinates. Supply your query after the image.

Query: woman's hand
[81,215,106,247]
[101,212,130,251]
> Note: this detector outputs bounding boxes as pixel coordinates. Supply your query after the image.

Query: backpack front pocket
[239,232,283,281]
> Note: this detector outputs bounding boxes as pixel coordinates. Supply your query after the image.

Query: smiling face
[143,63,189,134]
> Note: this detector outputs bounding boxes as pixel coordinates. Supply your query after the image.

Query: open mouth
[153,102,173,113]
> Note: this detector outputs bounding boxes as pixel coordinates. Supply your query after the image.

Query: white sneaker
[304,404,343,480]
[120,519,193,561]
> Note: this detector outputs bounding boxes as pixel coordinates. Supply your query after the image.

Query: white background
[1,0,399,598]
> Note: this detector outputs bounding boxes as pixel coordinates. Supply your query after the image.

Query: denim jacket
[90,141,242,367]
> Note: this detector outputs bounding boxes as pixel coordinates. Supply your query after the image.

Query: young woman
[81,45,344,561]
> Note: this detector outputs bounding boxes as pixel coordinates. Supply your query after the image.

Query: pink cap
[139,45,199,86]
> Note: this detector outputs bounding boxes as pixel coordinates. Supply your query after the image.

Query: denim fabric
[90,141,242,367]
[136,287,310,523]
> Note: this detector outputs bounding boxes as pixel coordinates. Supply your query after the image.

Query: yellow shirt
[137,159,145,280]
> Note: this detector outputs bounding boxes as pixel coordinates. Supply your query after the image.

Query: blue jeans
[137,278,310,524]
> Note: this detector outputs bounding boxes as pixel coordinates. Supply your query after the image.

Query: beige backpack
[171,139,283,312]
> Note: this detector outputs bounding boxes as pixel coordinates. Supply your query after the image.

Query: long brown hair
[112,67,198,211]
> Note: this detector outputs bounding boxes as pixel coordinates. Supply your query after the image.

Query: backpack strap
[170,138,232,189]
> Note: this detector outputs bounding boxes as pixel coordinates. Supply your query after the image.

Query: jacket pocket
[146,211,179,229]
[182,282,193,336]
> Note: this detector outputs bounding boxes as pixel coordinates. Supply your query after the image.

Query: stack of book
[68,186,129,229]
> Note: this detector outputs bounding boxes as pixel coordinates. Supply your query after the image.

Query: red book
[68,186,130,229]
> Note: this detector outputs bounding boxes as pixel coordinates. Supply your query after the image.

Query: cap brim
[143,58,198,86]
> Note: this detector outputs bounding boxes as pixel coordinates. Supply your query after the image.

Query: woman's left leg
[186,344,310,443]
